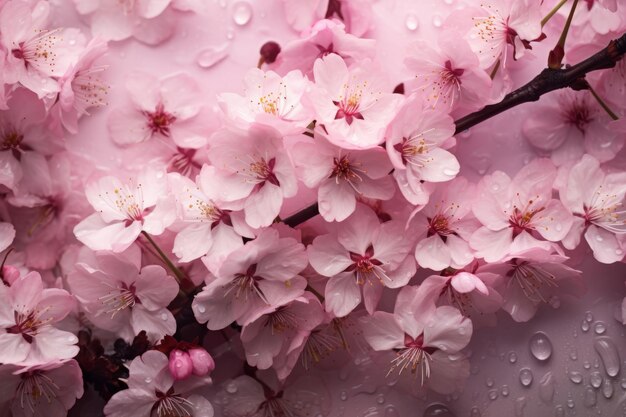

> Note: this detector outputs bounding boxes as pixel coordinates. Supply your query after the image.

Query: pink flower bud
[2,265,19,285]
[168,349,193,380]
[188,347,215,376]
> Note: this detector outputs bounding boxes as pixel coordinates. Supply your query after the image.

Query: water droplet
[585,311,594,322]
[485,377,494,387]
[554,405,564,417]
[529,332,553,361]
[226,382,238,394]
[583,386,597,407]
[596,234,604,242]
[405,13,419,31]
[491,183,500,192]
[519,368,533,387]
[432,14,443,27]
[616,248,624,256]
[377,395,385,404]
[594,337,621,377]
[196,43,230,68]
[226,28,235,39]
[443,168,457,177]
[569,350,578,361]
[501,385,509,397]
[423,403,455,417]
[161,312,168,321]
[385,407,399,417]
[470,407,481,417]
[602,378,614,399]
[584,361,591,369]
[145,377,152,383]
[508,352,518,363]
[197,305,206,313]
[232,1,252,26]
[621,378,626,389]
[340,391,348,401]
[549,296,561,309]
[594,321,606,334]
[488,389,499,400]
[566,398,575,409]
[582,320,590,332]
[539,372,555,403]
[590,371,603,388]
[568,370,583,384]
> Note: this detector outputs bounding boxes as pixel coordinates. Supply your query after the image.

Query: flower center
[345,245,389,285]
[168,148,201,177]
[388,334,436,381]
[301,329,342,370]
[582,190,626,233]
[16,371,59,413]
[330,155,365,191]
[7,308,53,343]
[99,282,138,317]
[11,29,60,73]
[224,263,269,304]
[507,260,558,303]
[333,81,367,125]
[1,129,24,151]
[427,214,453,238]
[564,98,593,133]
[145,104,176,136]
[507,195,545,237]
[267,307,299,334]
[72,66,109,114]
[154,388,193,417]
[394,134,434,167]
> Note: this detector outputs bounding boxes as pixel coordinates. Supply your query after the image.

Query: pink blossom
[479,248,585,322]
[309,53,404,149]
[270,19,375,78]
[559,155,626,263]
[386,96,458,205]
[307,204,416,316]
[522,90,623,166]
[104,350,213,417]
[465,0,544,69]
[405,33,492,113]
[73,0,178,45]
[241,292,325,375]
[281,0,373,36]
[204,125,298,229]
[67,245,179,342]
[108,72,210,148]
[470,158,573,262]
[0,360,84,417]
[360,286,472,394]
[169,171,251,273]
[169,349,193,380]
[50,38,109,135]
[410,177,479,270]
[188,347,215,377]
[289,132,394,222]
[192,229,308,330]
[73,168,175,252]
[218,68,314,135]
[0,271,78,366]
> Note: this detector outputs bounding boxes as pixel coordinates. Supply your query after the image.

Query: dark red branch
[284,32,626,228]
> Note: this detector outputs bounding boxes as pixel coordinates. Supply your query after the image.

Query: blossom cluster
[0,0,625,416]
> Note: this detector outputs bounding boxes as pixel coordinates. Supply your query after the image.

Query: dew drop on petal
[145,377,152,383]
[519,368,533,387]
[508,351,518,364]
[197,305,206,313]
[585,311,593,322]
[581,320,590,332]
[566,398,574,409]
[161,312,168,321]
[568,371,583,384]
[554,405,564,417]
[340,391,348,401]
[197,44,230,68]
[487,389,498,400]
[529,332,552,361]
[501,385,509,397]
[594,321,606,334]
[226,382,238,394]
[594,337,621,377]
[590,371,602,388]
[602,378,614,399]
[432,14,443,27]
[232,1,252,26]
[485,377,494,387]
[405,13,419,31]
[423,404,455,417]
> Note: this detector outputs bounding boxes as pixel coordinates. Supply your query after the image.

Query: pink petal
[135,265,179,310]
[359,311,404,350]
[423,306,472,351]
[307,234,352,277]
[324,273,361,317]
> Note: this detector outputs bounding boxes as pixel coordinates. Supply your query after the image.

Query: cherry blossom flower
[522,90,623,166]
[470,158,573,262]
[218,68,314,135]
[307,205,416,316]
[203,125,298,229]
[409,177,479,271]
[309,53,404,149]
[289,132,395,222]
[405,33,492,113]
[386,96,458,205]
[0,360,84,417]
[104,350,213,417]
[465,0,544,69]
[270,19,376,78]
[73,0,178,45]
[559,155,626,263]
[192,229,308,330]
[50,38,109,135]
[73,168,175,252]
[0,271,78,366]
[360,286,472,394]
[281,0,373,37]
[168,170,252,273]
[480,248,585,322]
[67,245,179,342]
[108,72,210,148]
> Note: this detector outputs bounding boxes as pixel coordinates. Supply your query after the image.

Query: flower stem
[306,285,325,303]
[489,59,501,79]
[542,0,569,27]
[140,231,193,293]
[587,83,620,120]
[549,0,579,69]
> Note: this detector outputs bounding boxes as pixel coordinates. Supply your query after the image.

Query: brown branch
[283,32,626,228]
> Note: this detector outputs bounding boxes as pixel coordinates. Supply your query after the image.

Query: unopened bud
[189,347,215,376]
[2,265,19,285]
[169,349,193,380]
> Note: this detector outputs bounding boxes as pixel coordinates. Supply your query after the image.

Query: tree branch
[283,32,626,228]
